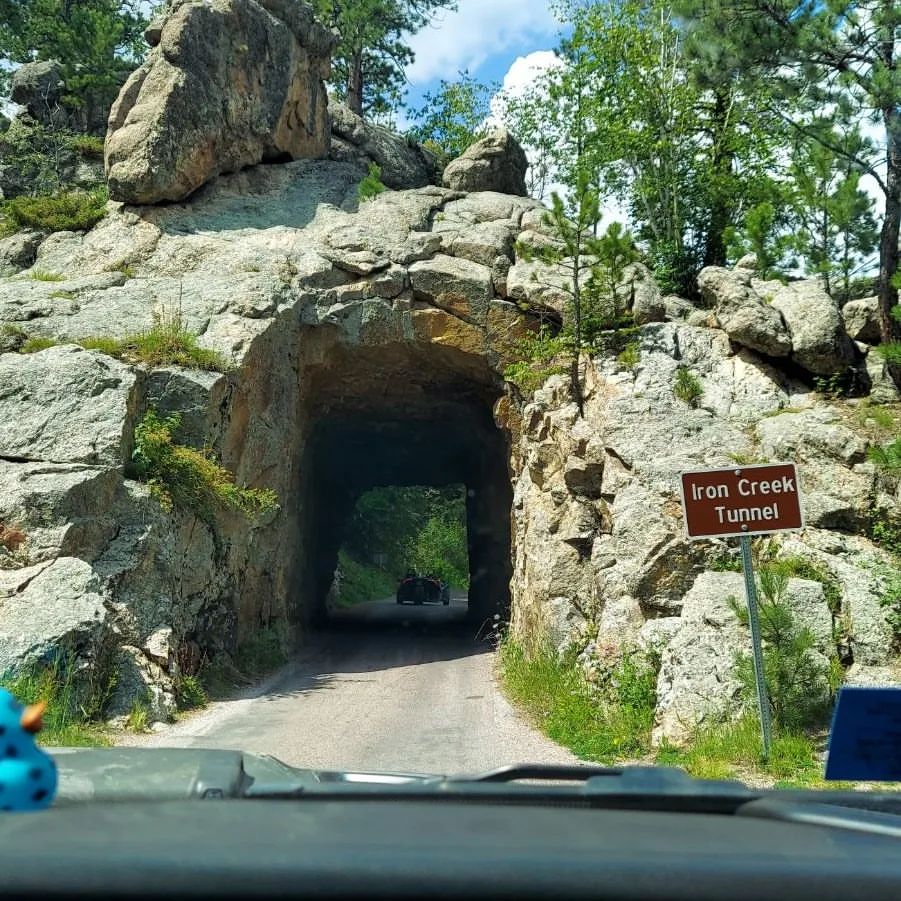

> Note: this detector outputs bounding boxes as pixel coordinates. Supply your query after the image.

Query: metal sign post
[680,463,804,764]
[739,534,772,761]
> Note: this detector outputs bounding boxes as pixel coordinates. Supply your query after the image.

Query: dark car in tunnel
[396,575,448,605]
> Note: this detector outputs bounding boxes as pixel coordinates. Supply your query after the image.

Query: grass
[727,451,770,465]
[29,269,64,282]
[79,309,229,371]
[69,134,105,157]
[199,627,288,700]
[0,187,108,236]
[334,550,397,606]
[673,365,703,407]
[496,637,884,789]
[126,697,151,733]
[616,341,641,370]
[49,289,76,300]
[1,657,112,748]
[499,640,656,762]
[20,335,58,353]
[14,311,230,372]
[129,409,279,525]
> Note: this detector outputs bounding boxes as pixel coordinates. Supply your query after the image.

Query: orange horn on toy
[20,701,46,734]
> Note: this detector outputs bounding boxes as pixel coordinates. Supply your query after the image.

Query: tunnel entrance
[292,337,513,631]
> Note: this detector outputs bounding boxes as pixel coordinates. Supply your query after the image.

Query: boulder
[842,296,880,344]
[105,0,335,204]
[10,60,65,121]
[408,254,494,325]
[328,101,437,189]
[697,266,792,358]
[0,346,136,466]
[770,280,856,375]
[442,129,528,196]
[663,294,696,321]
[621,263,666,325]
[0,230,43,276]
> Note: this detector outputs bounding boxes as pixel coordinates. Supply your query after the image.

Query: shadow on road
[252,596,497,704]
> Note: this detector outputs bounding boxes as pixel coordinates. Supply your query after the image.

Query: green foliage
[728,560,834,731]
[78,309,230,371]
[334,549,396,606]
[871,509,901,558]
[174,674,207,711]
[357,162,387,201]
[311,0,457,117]
[407,70,494,164]
[0,187,108,236]
[20,335,58,353]
[673,366,703,407]
[125,696,150,732]
[340,484,469,589]
[28,269,64,281]
[616,341,640,370]
[787,120,879,298]
[813,368,857,399]
[0,1,148,102]
[724,200,794,279]
[878,567,901,651]
[875,306,901,365]
[234,627,287,679]
[656,716,822,785]
[0,650,114,747]
[868,437,901,475]
[69,134,105,157]
[406,509,469,587]
[499,639,657,762]
[502,325,570,394]
[129,410,279,525]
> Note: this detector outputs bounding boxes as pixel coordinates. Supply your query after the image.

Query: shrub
[1,187,108,235]
[673,366,703,407]
[728,561,834,731]
[174,674,208,711]
[502,325,571,394]
[616,341,640,369]
[69,134,105,158]
[129,410,279,525]
[867,436,901,475]
[358,162,387,201]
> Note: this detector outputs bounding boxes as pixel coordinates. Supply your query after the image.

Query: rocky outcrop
[328,101,437,189]
[105,0,335,204]
[842,296,881,344]
[442,129,528,196]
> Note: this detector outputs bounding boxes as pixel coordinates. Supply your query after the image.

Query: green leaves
[407,70,495,164]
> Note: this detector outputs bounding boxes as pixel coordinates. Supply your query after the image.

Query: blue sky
[400,1,564,118]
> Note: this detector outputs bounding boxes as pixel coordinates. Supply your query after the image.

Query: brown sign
[680,463,804,539]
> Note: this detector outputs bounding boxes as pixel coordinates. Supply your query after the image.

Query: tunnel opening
[291,336,512,633]
[328,484,470,611]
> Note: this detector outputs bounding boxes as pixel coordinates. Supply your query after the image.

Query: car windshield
[0,0,900,808]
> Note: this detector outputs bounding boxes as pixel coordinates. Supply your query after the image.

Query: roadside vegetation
[0,649,117,748]
[499,546,896,789]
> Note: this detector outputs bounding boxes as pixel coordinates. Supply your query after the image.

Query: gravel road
[122,595,578,776]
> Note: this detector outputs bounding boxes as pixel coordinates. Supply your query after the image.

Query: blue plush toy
[0,689,57,811]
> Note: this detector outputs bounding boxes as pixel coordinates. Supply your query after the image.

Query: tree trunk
[877,104,900,343]
[702,87,734,268]
[346,50,364,117]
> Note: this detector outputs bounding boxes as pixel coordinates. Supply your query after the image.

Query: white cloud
[405,1,559,86]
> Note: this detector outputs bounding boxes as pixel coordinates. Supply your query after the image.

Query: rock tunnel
[291,333,513,629]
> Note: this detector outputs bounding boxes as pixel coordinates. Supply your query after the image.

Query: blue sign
[825,687,901,782]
